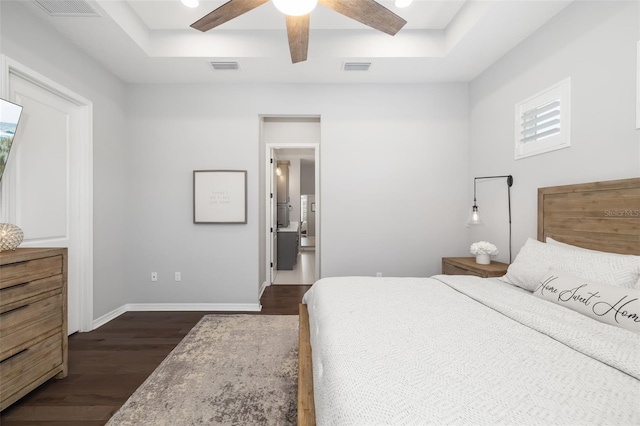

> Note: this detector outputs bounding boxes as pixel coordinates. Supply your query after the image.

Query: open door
[269,149,278,283]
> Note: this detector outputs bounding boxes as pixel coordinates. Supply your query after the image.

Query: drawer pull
[0,282,30,291]
[0,304,29,316]
[0,348,28,364]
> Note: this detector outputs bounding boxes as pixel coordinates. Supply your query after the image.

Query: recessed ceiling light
[181,0,199,8]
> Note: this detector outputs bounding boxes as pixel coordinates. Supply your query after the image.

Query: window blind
[520,100,560,143]
[514,77,570,160]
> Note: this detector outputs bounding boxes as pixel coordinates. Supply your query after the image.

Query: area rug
[106,315,299,426]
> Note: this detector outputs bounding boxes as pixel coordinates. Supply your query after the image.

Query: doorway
[265,145,319,287]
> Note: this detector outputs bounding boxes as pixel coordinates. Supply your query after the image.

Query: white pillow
[503,238,640,291]
[546,237,633,257]
[534,269,640,333]
[545,238,640,289]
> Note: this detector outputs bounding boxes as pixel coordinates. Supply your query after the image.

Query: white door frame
[264,142,320,285]
[1,56,94,332]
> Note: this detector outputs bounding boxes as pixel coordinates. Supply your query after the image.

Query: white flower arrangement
[470,241,499,256]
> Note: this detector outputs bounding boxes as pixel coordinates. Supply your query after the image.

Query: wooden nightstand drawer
[442,263,483,277]
[442,257,509,278]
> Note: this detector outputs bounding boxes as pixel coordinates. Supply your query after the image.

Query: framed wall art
[193,170,247,224]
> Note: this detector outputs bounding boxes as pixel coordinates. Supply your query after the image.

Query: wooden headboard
[538,178,640,255]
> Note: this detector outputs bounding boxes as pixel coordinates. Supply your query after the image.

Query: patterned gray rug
[106,315,299,426]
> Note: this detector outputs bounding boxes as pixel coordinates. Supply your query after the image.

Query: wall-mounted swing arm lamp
[469,175,514,263]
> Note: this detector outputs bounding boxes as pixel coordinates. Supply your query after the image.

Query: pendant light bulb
[468,205,482,226]
[471,206,480,223]
[272,0,318,16]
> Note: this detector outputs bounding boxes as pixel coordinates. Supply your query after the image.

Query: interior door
[307,195,316,237]
[6,73,82,334]
[270,149,278,282]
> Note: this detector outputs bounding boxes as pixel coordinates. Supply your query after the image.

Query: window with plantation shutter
[514,78,571,160]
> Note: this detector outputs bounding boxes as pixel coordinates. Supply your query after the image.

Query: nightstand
[441,257,509,278]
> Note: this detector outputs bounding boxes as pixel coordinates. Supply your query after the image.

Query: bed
[297,178,640,426]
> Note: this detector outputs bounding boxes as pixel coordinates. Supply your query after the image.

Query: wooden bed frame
[298,177,640,426]
[538,178,640,255]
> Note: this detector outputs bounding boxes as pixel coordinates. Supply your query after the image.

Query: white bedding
[302,275,640,425]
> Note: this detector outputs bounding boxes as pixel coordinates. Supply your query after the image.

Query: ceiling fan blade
[285,14,310,64]
[191,0,269,32]
[318,0,406,36]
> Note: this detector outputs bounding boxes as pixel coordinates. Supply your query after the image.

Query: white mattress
[302,275,640,425]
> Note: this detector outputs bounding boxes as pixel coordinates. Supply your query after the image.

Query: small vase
[475,253,490,265]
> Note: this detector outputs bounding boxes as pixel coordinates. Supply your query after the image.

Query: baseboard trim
[92,305,128,330]
[91,303,262,331]
[259,281,268,298]
[126,303,262,312]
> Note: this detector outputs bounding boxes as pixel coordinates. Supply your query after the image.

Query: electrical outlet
[376,272,382,277]
[175,272,181,282]
[151,272,158,282]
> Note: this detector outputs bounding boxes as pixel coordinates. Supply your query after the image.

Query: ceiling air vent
[35,0,100,16]
[210,62,240,71]
[342,62,371,72]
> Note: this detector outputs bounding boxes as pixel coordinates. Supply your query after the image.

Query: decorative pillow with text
[533,269,640,333]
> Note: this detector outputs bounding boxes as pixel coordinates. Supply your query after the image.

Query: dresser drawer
[0,274,63,308]
[0,255,63,290]
[0,332,63,402]
[0,293,63,360]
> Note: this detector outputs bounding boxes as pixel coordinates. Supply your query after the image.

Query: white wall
[124,85,258,304]
[125,83,469,305]
[320,85,470,277]
[0,1,129,319]
[468,0,640,264]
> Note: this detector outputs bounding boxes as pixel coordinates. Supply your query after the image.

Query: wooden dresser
[0,247,68,411]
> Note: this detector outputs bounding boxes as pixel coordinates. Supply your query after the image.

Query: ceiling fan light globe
[394,0,413,8]
[272,0,317,16]
[181,0,199,8]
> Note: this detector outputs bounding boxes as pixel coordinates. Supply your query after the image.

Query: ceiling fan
[190,0,407,64]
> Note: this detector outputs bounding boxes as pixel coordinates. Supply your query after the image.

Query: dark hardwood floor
[0,284,312,425]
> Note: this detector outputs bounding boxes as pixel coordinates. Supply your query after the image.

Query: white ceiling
[22,0,573,84]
